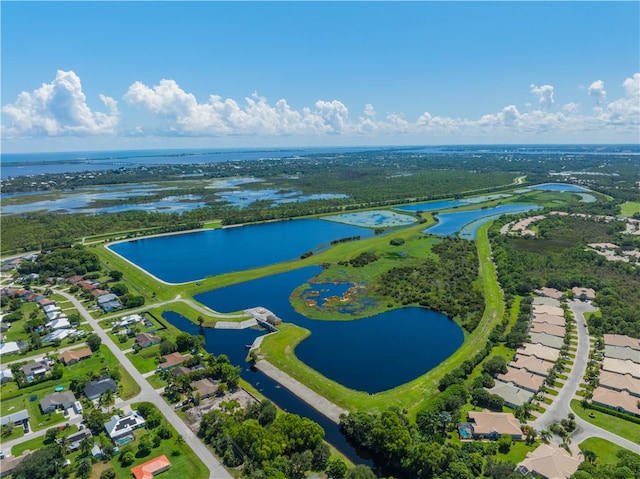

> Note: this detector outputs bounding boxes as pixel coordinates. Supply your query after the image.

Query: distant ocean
[1,144,638,179]
[0,147,381,179]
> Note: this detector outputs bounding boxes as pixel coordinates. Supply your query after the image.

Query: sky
[1,1,639,153]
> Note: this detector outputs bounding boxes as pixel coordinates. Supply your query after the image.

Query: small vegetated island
[2,145,640,478]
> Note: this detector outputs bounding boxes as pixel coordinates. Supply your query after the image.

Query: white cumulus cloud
[3,71,639,144]
[2,70,118,138]
[530,84,555,107]
[588,80,606,102]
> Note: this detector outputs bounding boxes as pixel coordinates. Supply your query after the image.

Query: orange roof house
[533,304,565,317]
[131,455,171,479]
[531,313,565,327]
[467,410,523,439]
[58,347,92,366]
[516,444,581,479]
[603,334,640,351]
[158,352,193,370]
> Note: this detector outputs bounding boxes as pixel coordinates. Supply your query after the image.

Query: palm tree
[583,449,597,464]
[99,389,114,412]
[539,429,552,444]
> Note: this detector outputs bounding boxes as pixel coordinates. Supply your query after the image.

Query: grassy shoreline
[78,209,504,415]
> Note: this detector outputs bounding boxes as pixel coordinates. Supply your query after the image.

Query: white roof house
[104,411,146,439]
[0,341,20,356]
[43,304,61,314]
[48,317,71,330]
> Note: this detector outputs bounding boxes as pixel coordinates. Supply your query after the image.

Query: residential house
[0,341,26,356]
[91,289,110,298]
[20,361,50,380]
[517,343,561,363]
[0,322,10,332]
[532,296,561,307]
[158,352,193,370]
[534,287,565,300]
[84,376,118,401]
[0,368,14,384]
[170,365,192,378]
[118,314,143,327]
[66,275,84,284]
[190,378,218,399]
[48,317,71,330]
[66,430,93,451]
[40,391,77,413]
[602,357,640,378]
[598,370,640,397]
[131,455,171,479]
[497,366,546,393]
[97,293,122,312]
[0,450,31,478]
[0,410,29,427]
[531,313,566,327]
[58,347,92,366]
[466,410,523,440]
[104,411,146,440]
[43,329,73,343]
[529,322,566,338]
[592,387,640,417]
[516,443,581,479]
[136,332,161,349]
[533,304,565,317]
[486,379,535,408]
[603,334,640,351]
[572,286,596,300]
[528,332,565,350]
[43,304,61,314]
[604,345,640,363]
[510,354,554,377]
[37,298,56,308]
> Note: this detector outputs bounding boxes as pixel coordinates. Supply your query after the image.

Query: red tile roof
[131,455,171,479]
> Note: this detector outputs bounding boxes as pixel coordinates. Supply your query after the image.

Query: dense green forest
[490,215,640,337]
[16,245,100,277]
[376,238,484,333]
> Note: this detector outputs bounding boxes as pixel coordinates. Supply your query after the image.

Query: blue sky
[2,1,639,153]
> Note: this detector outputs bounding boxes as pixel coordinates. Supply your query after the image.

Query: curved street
[532,300,639,455]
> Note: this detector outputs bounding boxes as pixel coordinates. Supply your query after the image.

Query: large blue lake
[162,266,463,462]
[192,266,463,393]
[109,219,374,283]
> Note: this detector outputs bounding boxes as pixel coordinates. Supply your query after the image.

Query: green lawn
[620,201,640,217]
[571,399,640,444]
[127,346,161,374]
[578,437,640,465]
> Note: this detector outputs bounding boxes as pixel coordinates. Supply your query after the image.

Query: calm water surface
[110,220,374,283]
[193,266,464,393]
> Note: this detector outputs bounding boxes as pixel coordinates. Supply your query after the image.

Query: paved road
[51,290,233,479]
[532,300,639,455]
[2,415,83,456]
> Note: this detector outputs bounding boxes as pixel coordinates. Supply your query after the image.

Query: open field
[571,399,640,444]
[578,437,640,465]
[620,201,640,217]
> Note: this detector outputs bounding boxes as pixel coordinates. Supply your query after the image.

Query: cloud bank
[2,70,118,138]
[3,70,639,144]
